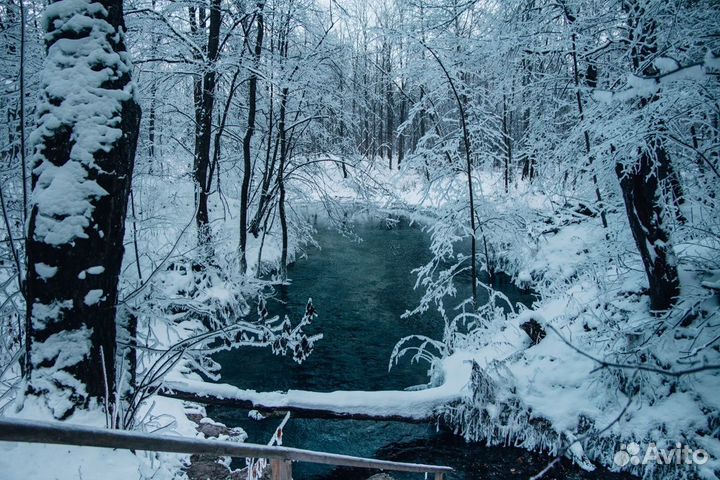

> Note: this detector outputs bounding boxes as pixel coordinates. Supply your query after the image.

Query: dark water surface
[208,221,629,480]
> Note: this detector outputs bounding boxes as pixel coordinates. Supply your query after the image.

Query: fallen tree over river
[159,353,475,422]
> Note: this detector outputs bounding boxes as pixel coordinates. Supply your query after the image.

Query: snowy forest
[0,0,719,478]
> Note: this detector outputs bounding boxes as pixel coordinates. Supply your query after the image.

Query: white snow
[2,2,717,479]
[653,57,679,74]
[32,162,109,245]
[83,289,104,305]
[78,266,105,279]
[29,0,135,248]
[28,328,93,417]
[30,299,73,329]
[34,262,58,280]
[248,410,266,420]
[164,352,474,420]
[1,398,190,480]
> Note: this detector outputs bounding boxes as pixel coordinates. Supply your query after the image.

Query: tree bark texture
[25,0,141,418]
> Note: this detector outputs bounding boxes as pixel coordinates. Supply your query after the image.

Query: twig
[120,205,197,304]
[529,396,633,480]
[0,180,23,296]
[547,325,720,377]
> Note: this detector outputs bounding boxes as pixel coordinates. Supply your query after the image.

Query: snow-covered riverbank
[367,166,720,480]
[3,157,719,480]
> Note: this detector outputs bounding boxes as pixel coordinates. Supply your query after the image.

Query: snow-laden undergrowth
[1,146,327,479]
[3,150,718,479]
[373,161,720,480]
[242,157,720,479]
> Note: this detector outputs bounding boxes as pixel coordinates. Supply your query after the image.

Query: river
[207,220,629,479]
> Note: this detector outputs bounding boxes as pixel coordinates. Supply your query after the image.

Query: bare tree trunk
[189,6,202,165]
[616,0,680,311]
[249,28,277,238]
[19,0,27,219]
[147,90,156,167]
[521,97,536,182]
[338,78,349,177]
[3,1,19,166]
[397,116,405,168]
[146,0,158,171]
[193,0,222,253]
[278,89,289,279]
[423,43,477,305]
[519,5,536,182]
[502,93,512,193]
[25,0,141,419]
[568,27,608,229]
[239,3,265,273]
[385,45,394,169]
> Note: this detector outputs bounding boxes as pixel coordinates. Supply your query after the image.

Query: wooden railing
[0,418,452,479]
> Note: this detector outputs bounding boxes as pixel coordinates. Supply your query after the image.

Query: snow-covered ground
[2,157,718,480]
[376,163,720,480]
[287,160,720,479]
[1,395,199,480]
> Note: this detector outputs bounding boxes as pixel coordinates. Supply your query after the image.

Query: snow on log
[160,353,474,422]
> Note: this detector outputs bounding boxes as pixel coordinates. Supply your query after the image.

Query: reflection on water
[208,220,627,479]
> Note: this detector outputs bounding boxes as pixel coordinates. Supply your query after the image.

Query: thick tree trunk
[616,0,680,311]
[25,0,141,419]
[616,143,680,311]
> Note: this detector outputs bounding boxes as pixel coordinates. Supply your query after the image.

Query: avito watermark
[614,442,709,467]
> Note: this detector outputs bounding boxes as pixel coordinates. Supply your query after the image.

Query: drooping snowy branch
[594,51,720,103]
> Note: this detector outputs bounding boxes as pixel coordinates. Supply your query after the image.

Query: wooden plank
[270,459,292,480]
[0,418,452,474]
[158,387,431,423]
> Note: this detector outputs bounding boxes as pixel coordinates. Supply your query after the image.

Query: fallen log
[159,384,433,423]
[158,354,474,424]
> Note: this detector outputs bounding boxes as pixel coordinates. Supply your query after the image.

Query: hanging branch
[418,39,478,306]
